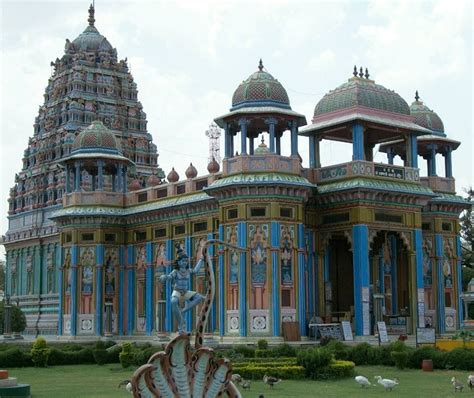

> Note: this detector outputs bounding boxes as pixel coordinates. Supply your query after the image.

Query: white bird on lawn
[118,380,133,394]
[355,375,371,388]
[451,377,464,392]
[374,376,399,391]
[263,375,282,388]
[468,375,474,391]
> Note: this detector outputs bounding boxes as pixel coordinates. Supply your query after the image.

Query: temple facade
[2,7,468,339]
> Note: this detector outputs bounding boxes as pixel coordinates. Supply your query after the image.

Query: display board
[377,321,389,343]
[416,327,436,345]
[315,323,344,341]
[341,321,353,341]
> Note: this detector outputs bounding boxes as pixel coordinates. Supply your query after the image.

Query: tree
[460,187,473,269]
[0,260,5,294]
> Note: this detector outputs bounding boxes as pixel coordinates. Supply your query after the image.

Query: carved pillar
[352,123,364,160]
[97,160,104,190]
[290,120,298,156]
[238,118,249,155]
[265,117,277,153]
[352,225,370,336]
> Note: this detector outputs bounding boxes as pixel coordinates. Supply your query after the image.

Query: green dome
[71,121,121,155]
[410,92,444,134]
[314,76,410,117]
[231,60,290,111]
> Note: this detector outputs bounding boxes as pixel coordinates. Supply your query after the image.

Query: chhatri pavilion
[1,6,468,340]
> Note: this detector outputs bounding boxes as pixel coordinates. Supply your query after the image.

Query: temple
[1,7,469,339]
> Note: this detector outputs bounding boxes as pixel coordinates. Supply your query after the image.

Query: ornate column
[297,224,306,337]
[165,239,173,332]
[95,244,104,335]
[57,247,64,335]
[249,137,255,155]
[122,166,127,193]
[352,123,364,160]
[265,118,277,153]
[352,225,370,336]
[118,245,125,335]
[184,236,193,330]
[306,230,315,318]
[413,229,425,328]
[126,245,135,335]
[207,232,217,333]
[65,164,71,193]
[387,147,395,165]
[445,146,453,178]
[276,133,282,155]
[218,225,225,337]
[410,133,418,168]
[290,120,298,156]
[145,241,154,335]
[238,221,247,337]
[389,234,398,314]
[97,160,104,190]
[70,245,78,336]
[428,144,437,176]
[74,161,81,191]
[224,123,231,158]
[238,118,249,155]
[270,221,280,337]
[435,234,445,333]
[456,236,463,328]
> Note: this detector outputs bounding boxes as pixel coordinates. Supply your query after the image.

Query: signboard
[314,323,344,341]
[416,327,436,345]
[374,165,404,180]
[377,321,389,343]
[341,321,353,341]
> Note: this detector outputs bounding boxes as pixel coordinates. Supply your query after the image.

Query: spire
[258,59,264,71]
[88,3,95,26]
[353,65,358,77]
[365,68,370,79]
[415,90,420,102]
[359,67,364,78]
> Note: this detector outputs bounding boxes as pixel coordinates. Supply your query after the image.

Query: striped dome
[71,121,121,155]
[410,93,444,134]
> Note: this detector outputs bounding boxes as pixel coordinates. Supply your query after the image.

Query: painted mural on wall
[280,225,294,284]
[155,242,167,272]
[26,254,33,295]
[443,238,454,288]
[64,248,72,294]
[249,224,268,285]
[10,254,17,296]
[422,239,433,286]
[47,249,55,293]
[80,247,94,294]
[226,225,239,284]
[104,247,118,297]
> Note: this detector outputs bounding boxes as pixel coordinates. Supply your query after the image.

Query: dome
[167,167,179,183]
[147,174,160,187]
[314,69,410,118]
[71,120,121,155]
[410,91,444,134]
[207,157,220,174]
[129,179,142,191]
[69,5,114,54]
[254,138,270,154]
[231,60,290,111]
[185,163,197,179]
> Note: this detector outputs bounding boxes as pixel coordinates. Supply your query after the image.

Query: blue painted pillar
[435,234,445,333]
[309,136,316,168]
[389,234,398,315]
[70,245,78,336]
[206,232,216,333]
[352,225,370,336]
[427,156,432,176]
[65,165,71,193]
[456,236,463,327]
[445,147,453,178]
[184,236,193,330]
[97,160,104,190]
[57,247,64,335]
[265,118,277,153]
[145,242,154,335]
[118,246,125,335]
[218,225,225,336]
[276,133,281,155]
[410,133,418,168]
[126,245,135,335]
[238,221,247,336]
[224,123,231,158]
[306,230,315,318]
[95,244,104,335]
[271,221,280,337]
[74,162,81,191]
[297,224,307,336]
[290,120,298,156]
[165,239,173,332]
[352,123,364,160]
[323,249,330,285]
[429,145,437,176]
[387,147,395,165]
[378,249,385,308]
[239,118,248,155]
[122,166,127,193]
[414,229,425,327]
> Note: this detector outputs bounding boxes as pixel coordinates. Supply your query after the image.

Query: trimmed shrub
[349,342,375,365]
[31,337,51,367]
[391,351,409,370]
[234,345,255,358]
[409,347,446,369]
[257,339,268,350]
[0,348,32,367]
[232,364,305,380]
[296,347,333,379]
[324,340,350,361]
[318,360,355,379]
[119,343,134,368]
[255,349,272,358]
[271,343,296,358]
[233,357,298,366]
[445,348,474,371]
[93,348,108,365]
[11,305,27,333]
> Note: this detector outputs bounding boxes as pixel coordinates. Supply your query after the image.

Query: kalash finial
[88,3,95,26]
[365,68,370,79]
[359,67,364,78]
[258,59,264,71]
[353,65,358,77]
[415,90,420,102]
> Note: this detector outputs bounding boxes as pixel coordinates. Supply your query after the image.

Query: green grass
[6,364,473,397]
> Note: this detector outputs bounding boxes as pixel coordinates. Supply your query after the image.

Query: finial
[365,68,370,79]
[261,135,264,144]
[353,65,358,77]
[415,90,420,101]
[359,67,364,78]
[258,59,264,71]
[88,3,95,26]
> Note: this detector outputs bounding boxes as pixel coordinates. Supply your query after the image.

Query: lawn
[6,364,473,397]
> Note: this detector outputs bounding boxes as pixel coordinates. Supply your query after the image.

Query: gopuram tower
[2,5,163,335]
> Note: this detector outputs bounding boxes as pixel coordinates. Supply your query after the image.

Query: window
[81,233,94,241]
[156,188,167,198]
[250,207,266,217]
[227,208,238,220]
[374,212,403,223]
[195,179,208,190]
[442,222,452,232]
[174,225,185,235]
[105,233,116,243]
[422,223,431,231]
[137,193,147,203]
[193,222,207,233]
[135,231,146,242]
[154,228,166,238]
[176,185,185,194]
[281,289,291,307]
[280,207,293,218]
[65,233,72,243]
[323,213,350,224]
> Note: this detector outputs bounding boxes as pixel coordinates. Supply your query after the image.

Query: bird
[468,375,474,390]
[231,373,242,384]
[118,380,132,394]
[241,379,251,389]
[263,375,281,388]
[355,375,371,388]
[451,377,464,392]
[374,376,399,391]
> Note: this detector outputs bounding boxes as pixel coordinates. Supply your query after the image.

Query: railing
[223,154,301,176]
[64,191,125,207]
[420,176,455,193]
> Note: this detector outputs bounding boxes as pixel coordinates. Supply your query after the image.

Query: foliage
[348,342,375,365]
[93,348,108,365]
[31,337,51,367]
[0,302,27,333]
[391,351,409,369]
[444,348,474,370]
[271,343,296,358]
[318,360,356,379]
[257,339,268,350]
[48,347,94,366]
[232,364,305,380]
[408,346,446,369]
[319,336,335,347]
[452,329,474,348]
[0,347,32,367]
[460,187,473,268]
[234,345,255,358]
[255,349,272,358]
[296,347,333,379]
[119,342,134,368]
[323,340,351,360]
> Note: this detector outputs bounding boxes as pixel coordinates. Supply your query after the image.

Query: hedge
[232,364,305,380]
[317,360,356,379]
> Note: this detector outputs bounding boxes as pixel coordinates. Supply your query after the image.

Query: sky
[0,0,473,255]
